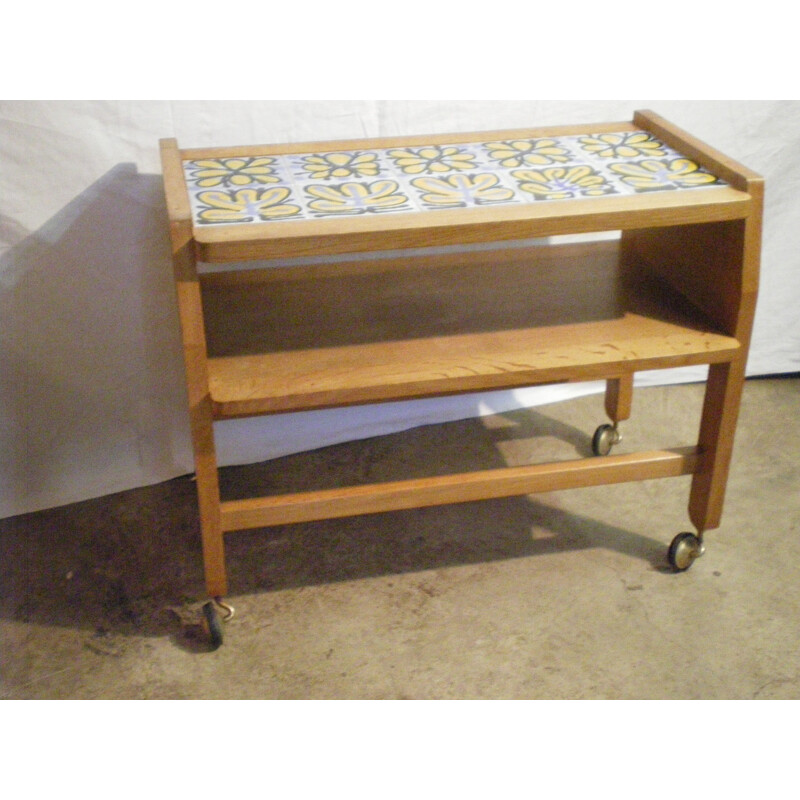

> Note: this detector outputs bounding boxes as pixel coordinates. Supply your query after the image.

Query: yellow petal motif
[609,158,716,191]
[665,158,718,186]
[300,152,380,180]
[484,141,532,168]
[305,181,409,215]
[187,157,278,188]
[387,146,476,174]
[485,139,570,168]
[579,133,667,159]
[512,166,612,200]
[412,174,515,207]
[195,187,301,223]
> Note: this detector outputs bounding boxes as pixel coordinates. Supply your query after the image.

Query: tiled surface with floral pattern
[182,130,726,226]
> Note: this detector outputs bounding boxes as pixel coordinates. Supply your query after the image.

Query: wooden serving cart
[160,110,762,647]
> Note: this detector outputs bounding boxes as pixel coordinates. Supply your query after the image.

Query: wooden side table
[160,110,762,646]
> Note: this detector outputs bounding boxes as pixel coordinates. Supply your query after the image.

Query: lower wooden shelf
[200,239,740,420]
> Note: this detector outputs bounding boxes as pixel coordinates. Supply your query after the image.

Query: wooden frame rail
[220,447,702,531]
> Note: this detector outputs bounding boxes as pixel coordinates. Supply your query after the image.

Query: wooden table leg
[166,206,229,599]
[190,395,228,599]
[592,375,634,456]
[605,374,634,424]
[688,359,747,535]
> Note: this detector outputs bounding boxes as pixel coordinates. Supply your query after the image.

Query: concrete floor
[2,376,799,699]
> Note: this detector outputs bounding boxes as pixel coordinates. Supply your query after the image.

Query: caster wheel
[668,532,705,572]
[202,601,224,649]
[592,424,620,456]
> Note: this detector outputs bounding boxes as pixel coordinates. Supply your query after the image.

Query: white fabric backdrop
[2,100,799,519]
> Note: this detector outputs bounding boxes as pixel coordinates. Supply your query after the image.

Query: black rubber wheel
[202,601,224,649]
[592,424,617,456]
[668,532,703,572]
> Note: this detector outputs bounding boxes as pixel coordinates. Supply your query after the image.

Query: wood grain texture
[200,240,740,419]
[160,143,228,597]
[159,138,192,223]
[615,136,763,534]
[634,110,763,192]
[605,374,634,423]
[687,174,763,532]
[220,447,702,530]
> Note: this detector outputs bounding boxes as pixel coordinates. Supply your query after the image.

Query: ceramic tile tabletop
[182,129,726,227]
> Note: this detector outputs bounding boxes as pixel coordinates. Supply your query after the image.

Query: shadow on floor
[0,408,669,647]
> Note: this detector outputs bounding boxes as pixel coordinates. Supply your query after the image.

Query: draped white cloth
[2,100,798,519]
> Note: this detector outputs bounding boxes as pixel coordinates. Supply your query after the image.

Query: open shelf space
[200,239,740,419]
